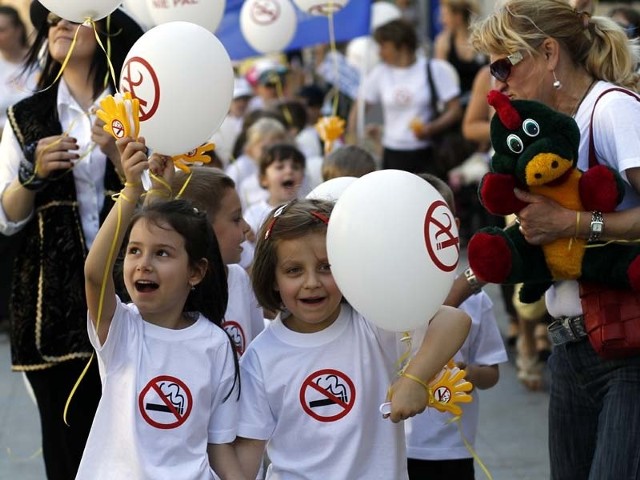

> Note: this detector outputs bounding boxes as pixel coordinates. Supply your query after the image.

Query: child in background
[322,145,377,181]
[243,143,306,255]
[405,173,508,480]
[171,167,264,356]
[234,199,471,479]
[81,138,243,479]
[225,117,288,208]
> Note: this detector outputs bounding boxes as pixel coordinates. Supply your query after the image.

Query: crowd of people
[1,0,640,478]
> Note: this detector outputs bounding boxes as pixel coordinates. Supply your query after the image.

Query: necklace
[570,79,597,118]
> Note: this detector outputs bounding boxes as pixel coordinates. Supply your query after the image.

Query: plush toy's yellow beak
[524,153,573,186]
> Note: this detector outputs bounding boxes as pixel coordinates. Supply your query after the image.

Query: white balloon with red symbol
[119,21,233,156]
[292,0,349,15]
[326,170,459,332]
[37,0,121,23]
[145,0,226,33]
[240,0,297,54]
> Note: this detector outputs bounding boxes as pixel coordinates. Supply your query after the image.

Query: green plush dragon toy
[467,90,640,303]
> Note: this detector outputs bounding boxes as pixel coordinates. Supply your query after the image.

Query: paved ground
[0,283,550,480]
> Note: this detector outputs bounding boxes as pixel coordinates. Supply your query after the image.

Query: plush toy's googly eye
[507,134,524,153]
[522,119,540,137]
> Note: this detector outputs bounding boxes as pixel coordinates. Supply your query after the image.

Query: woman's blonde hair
[244,117,287,151]
[470,0,640,90]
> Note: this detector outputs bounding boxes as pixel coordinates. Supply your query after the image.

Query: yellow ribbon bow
[171,143,215,173]
[315,115,345,154]
[96,92,140,140]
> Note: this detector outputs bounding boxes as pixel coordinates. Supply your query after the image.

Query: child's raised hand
[116,136,148,190]
[148,153,174,193]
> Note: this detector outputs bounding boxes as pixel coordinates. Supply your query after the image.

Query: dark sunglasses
[489,51,524,83]
[46,12,82,28]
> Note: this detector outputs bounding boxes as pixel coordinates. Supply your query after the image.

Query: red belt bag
[580,282,640,359]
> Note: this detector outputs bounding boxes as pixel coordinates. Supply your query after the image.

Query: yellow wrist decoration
[124,181,141,189]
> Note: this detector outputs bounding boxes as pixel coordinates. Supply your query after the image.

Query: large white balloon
[120,22,233,156]
[371,1,401,31]
[327,170,459,332]
[38,0,121,23]
[240,0,297,54]
[292,0,349,15]
[123,0,154,29]
[306,176,356,202]
[146,0,226,32]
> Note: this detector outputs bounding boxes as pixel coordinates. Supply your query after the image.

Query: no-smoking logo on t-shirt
[138,375,192,429]
[299,369,356,422]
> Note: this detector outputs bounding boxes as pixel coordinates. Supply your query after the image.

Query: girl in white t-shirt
[171,167,265,356]
[82,138,244,480]
[234,199,471,479]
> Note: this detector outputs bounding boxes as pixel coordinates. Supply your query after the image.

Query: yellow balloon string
[63,190,128,425]
[448,416,494,480]
[36,21,86,93]
[175,171,194,199]
[274,76,293,127]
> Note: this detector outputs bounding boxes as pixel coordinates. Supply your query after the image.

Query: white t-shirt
[223,264,264,356]
[546,81,640,318]
[405,292,508,460]
[244,199,274,240]
[78,297,239,480]
[225,153,257,188]
[238,174,269,210]
[361,56,460,150]
[238,304,409,480]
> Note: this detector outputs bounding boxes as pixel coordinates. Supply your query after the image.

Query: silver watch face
[592,222,603,233]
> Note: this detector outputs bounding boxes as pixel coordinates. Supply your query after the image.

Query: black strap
[426,59,441,117]
[588,87,640,168]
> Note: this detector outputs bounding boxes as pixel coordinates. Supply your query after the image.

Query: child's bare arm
[459,363,499,390]
[84,137,147,344]
[233,437,267,479]
[207,443,249,480]
[388,305,471,423]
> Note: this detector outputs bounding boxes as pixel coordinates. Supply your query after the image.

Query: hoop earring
[552,70,562,89]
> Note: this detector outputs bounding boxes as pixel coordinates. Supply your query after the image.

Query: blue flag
[217,0,372,61]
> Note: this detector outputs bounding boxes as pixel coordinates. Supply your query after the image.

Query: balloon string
[63,189,127,425]
[447,416,494,480]
[327,5,340,117]
[175,171,193,199]
[91,17,118,92]
[35,21,85,93]
[275,76,293,127]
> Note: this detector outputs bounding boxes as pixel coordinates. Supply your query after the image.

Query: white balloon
[371,1,401,31]
[123,0,154,29]
[120,21,233,156]
[292,0,349,15]
[240,0,297,54]
[146,0,226,32]
[327,170,459,332]
[345,36,379,75]
[38,0,121,23]
[306,176,356,202]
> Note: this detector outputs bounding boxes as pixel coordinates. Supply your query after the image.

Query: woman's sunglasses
[489,51,524,83]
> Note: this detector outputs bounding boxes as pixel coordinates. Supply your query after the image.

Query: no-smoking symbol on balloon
[251,0,281,25]
[424,200,459,272]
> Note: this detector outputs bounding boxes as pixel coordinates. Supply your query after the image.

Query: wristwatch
[463,267,482,295]
[588,211,604,242]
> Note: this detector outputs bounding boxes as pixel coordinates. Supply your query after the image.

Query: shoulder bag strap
[588,87,640,168]
[426,59,441,117]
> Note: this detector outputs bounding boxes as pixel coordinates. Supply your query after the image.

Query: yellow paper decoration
[171,143,215,173]
[316,115,344,154]
[97,91,140,139]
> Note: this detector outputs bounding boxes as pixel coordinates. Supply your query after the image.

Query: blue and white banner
[217,0,372,61]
